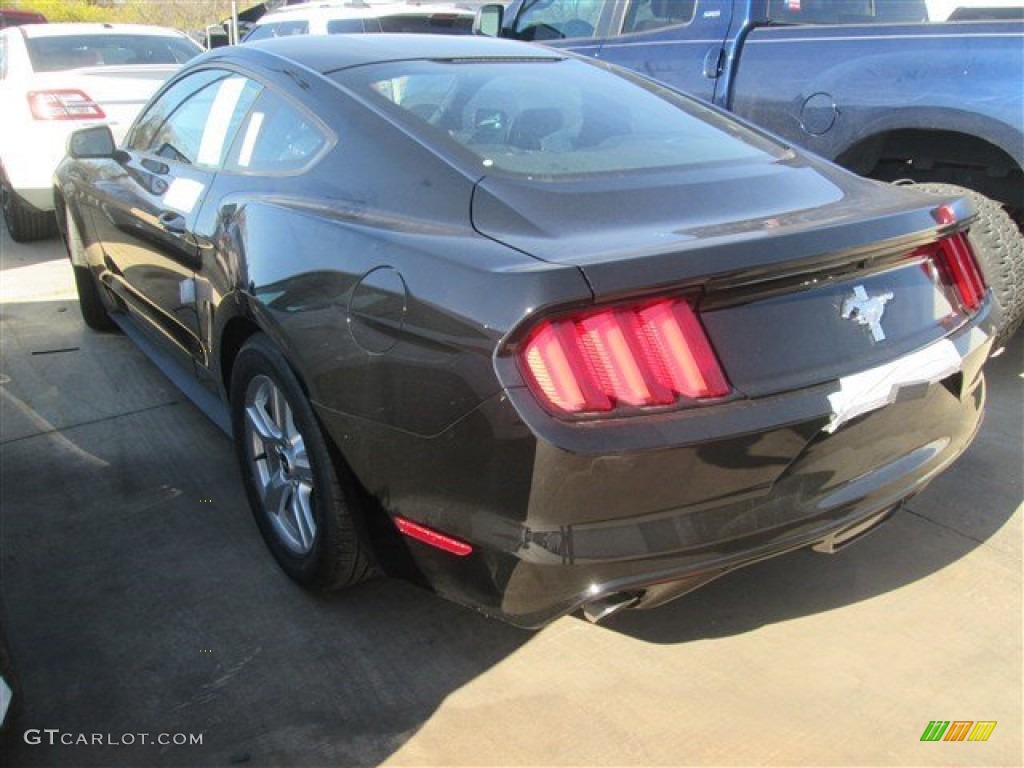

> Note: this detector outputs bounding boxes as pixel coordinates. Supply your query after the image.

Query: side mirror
[473,4,505,37]
[67,125,117,159]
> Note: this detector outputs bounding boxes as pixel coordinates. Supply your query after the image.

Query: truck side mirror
[474,4,505,37]
[67,125,117,159]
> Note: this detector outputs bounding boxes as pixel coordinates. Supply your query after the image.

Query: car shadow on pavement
[0,282,1018,764]
[600,330,1023,644]
[0,288,530,767]
[0,396,531,768]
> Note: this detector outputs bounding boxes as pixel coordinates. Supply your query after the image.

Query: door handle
[703,47,725,80]
[158,211,186,234]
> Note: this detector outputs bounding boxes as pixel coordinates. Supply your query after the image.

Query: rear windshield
[376,14,473,34]
[334,58,784,178]
[25,33,200,71]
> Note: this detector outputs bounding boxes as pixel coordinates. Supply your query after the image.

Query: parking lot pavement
[0,228,1020,767]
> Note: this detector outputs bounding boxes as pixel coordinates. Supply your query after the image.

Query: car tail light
[27,90,105,121]
[917,233,987,313]
[520,297,730,416]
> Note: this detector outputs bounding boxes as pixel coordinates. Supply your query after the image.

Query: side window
[131,73,262,168]
[225,88,328,174]
[766,0,928,24]
[327,19,371,33]
[243,20,309,41]
[128,69,228,151]
[622,0,696,33]
[513,0,609,40]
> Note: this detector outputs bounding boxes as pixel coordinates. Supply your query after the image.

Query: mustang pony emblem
[842,285,894,342]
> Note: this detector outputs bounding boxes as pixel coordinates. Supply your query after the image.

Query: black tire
[72,267,117,331]
[65,207,117,331]
[912,182,1023,346]
[230,334,377,590]
[1,172,56,243]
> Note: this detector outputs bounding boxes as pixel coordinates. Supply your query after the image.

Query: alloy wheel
[243,374,317,555]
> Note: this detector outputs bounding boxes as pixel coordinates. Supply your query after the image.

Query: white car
[0,23,202,242]
[242,0,475,42]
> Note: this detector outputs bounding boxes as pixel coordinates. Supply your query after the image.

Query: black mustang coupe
[55,34,994,627]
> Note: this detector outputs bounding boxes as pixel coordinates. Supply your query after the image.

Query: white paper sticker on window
[163,177,204,214]
[197,77,247,167]
[237,111,265,169]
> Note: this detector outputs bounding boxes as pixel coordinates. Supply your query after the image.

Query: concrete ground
[0,226,1020,767]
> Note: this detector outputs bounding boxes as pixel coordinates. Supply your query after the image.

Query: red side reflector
[394,516,473,557]
[27,90,105,121]
[520,297,730,416]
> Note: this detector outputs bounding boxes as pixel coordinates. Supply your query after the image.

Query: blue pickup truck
[479,0,1024,341]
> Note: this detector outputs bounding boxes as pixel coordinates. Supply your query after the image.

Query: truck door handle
[158,211,186,234]
[703,47,725,79]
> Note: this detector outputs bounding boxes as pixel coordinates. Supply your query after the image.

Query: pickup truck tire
[912,182,1023,347]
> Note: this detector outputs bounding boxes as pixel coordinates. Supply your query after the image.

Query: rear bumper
[318,314,992,628]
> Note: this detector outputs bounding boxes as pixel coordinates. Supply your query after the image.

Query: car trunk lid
[28,65,179,139]
[474,160,987,398]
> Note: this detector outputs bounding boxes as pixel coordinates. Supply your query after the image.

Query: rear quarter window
[225,88,329,174]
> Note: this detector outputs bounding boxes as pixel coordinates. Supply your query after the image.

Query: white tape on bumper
[825,339,962,433]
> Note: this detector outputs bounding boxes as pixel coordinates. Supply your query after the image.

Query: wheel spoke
[246,394,281,443]
[282,399,300,444]
[291,436,313,486]
[270,384,288,437]
[291,483,316,550]
[263,471,290,518]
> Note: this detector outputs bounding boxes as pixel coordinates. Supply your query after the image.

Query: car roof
[14,22,189,39]
[242,32,565,74]
[256,0,472,21]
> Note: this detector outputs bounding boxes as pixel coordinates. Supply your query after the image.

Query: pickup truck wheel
[1,172,56,243]
[230,334,378,591]
[912,182,1023,346]
[65,208,116,332]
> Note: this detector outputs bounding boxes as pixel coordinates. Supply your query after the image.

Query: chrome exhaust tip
[811,505,897,554]
[582,591,642,624]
